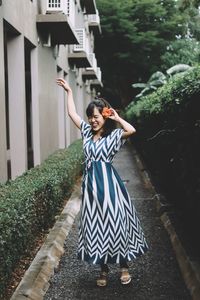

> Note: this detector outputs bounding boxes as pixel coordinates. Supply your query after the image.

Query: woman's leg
[120,261,131,285]
[120,261,129,269]
[97,263,109,287]
[100,263,109,273]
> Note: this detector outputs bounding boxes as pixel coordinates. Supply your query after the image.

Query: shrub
[124,66,200,256]
[0,139,83,296]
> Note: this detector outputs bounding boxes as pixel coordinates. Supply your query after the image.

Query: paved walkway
[44,144,191,300]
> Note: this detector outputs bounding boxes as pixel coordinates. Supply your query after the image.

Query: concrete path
[44,144,191,300]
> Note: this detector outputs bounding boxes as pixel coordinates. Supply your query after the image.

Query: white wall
[7,34,27,179]
[37,45,59,162]
[3,0,37,46]
[0,0,101,183]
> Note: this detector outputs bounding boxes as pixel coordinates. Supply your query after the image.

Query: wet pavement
[44,144,191,300]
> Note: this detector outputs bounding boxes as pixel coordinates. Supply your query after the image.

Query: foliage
[125,66,200,121]
[132,64,193,98]
[166,63,193,76]
[96,0,188,106]
[161,38,200,70]
[132,71,167,98]
[0,140,83,296]
[124,66,200,254]
[177,0,200,39]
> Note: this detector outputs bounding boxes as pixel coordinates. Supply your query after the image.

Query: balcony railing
[87,53,97,71]
[47,0,67,12]
[36,0,78,45]
[46,0,75,27]
[90,67,103,87]
[88,11,100,26]
[68,28,92,68]
[87,10,101,34]
[96,67,102,82]
[82,53,100,80]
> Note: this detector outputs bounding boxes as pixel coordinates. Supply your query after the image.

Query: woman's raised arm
[56,78,81,129]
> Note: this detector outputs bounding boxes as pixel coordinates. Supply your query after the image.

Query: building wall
[0,6,7,182]
[0,0,102,183]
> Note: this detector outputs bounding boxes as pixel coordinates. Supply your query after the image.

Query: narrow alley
[44,144,191,300]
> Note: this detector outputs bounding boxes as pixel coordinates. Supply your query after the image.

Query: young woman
[57,78,148,287]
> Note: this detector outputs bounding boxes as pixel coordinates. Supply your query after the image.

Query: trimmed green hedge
[124,66,200,256]
[125,66,200,122]
[0,139,83,296]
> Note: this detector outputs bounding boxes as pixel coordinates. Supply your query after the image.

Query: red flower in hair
[102,107,112,118]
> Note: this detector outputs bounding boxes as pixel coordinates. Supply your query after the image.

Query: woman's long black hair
[86,97,117,137]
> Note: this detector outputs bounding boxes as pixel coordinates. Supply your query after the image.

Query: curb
[133,147,200,300]
[10,182,82,300]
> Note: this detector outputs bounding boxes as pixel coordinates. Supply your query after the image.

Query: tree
[177,0,200,39]
[95,0,188,107]
[160,38,200,70]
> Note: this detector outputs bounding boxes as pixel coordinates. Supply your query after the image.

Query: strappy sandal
[120,268,132,285]
[96,271,108,287]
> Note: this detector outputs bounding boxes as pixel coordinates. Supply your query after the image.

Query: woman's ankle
[100,263,109,273]
[120,261,129,269]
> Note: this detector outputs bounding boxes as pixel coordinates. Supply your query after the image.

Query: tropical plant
[132,63,193,98]
[132,71,167,98]
[166,63,193,76]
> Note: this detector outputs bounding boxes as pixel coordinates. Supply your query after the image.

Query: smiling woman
[56,78,148,287]
[86,99,116,138]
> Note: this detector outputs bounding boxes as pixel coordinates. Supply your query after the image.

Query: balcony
[68,29,92,68]
[91,67,103,88]
[80,0,97,14]
[36,0,78,45]
[88,10,101,34]
[82,53,98,80]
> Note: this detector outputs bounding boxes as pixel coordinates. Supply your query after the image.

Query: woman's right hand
[56,78,72,92]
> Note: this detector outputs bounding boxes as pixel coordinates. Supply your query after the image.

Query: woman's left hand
[108,109,121,122]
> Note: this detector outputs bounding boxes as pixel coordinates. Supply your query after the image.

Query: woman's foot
[96,271,108,287]
[120,268,131,285]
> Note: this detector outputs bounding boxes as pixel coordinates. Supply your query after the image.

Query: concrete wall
[0,0,102,183]
[0,6,7,182]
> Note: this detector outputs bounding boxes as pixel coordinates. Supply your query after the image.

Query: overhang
[36,14,79,45]
[90,79,103,88]
[82,69,97,81]
[88,24,102,35]
[68,52,92,68]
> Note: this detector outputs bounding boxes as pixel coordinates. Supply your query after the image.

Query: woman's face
[88,107,105,132]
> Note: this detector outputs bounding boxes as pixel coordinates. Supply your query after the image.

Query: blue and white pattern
[77,120,148,265]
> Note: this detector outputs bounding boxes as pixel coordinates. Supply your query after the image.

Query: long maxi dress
[78,120,149,265]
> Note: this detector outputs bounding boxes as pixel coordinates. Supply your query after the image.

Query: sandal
[120,268,132,285]
[96,271,108,287]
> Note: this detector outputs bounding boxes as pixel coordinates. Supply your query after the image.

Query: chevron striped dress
[78,120,148,265]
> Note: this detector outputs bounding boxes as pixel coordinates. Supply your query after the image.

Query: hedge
[124,66,200,256]
[0,139,84,296]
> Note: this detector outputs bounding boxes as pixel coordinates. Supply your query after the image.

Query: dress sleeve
[111,128,126,152]
[80,119,91,139]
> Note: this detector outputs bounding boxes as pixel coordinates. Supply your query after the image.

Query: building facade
[0,0,102,183]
